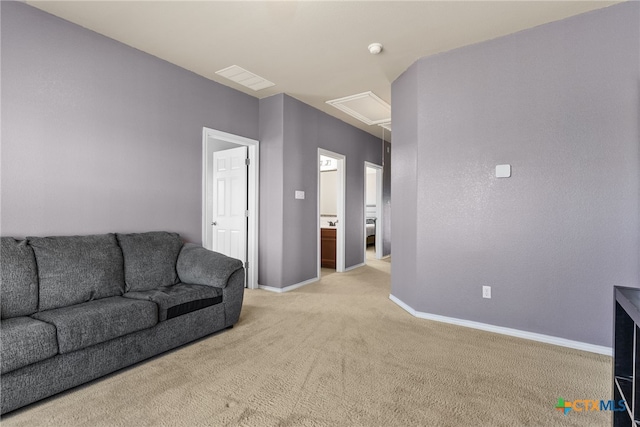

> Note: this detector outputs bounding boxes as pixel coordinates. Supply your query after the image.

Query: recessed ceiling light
[327,91,391,126]
[215,65,275,91]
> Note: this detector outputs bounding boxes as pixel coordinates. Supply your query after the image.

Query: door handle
[212,221,217,226]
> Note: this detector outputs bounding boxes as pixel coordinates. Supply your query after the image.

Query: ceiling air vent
[215,65,275,91]
[326,91,391,126]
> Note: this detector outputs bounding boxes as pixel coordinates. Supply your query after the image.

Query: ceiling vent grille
[326,91,391,126]
[215,65,275,91]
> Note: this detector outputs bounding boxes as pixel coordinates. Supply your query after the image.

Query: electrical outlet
[482,286,491,299]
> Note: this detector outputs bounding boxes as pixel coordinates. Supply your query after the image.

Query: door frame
[364,162,383,261]
[318,148,346,275]
[203,127,259,289]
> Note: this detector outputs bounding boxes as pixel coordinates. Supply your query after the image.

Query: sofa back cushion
[1,237,39,319]
[116,232,183,292]
[28,234,125,311]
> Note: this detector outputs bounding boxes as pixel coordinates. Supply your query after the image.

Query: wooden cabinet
[321,228,336,269]
[614,286,640,426]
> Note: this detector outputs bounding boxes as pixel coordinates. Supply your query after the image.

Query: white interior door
[212,146,248,263]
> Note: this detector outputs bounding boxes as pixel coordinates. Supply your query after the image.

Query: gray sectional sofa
[0,231,245,414]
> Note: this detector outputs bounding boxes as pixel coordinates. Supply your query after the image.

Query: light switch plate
[295,191,305,200]
[496,164,511,178]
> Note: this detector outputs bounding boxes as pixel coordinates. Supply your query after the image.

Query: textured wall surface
[258,96,285,287]
[391,2,639,347]
[390,64,419,306]
[1,2,258,242]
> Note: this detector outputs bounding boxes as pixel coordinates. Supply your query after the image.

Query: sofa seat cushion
[1,238,39,319]
[1,317,58,374]
[123,283,223,322]
[32,297,157,354]
[28,234,125,311]
[116,232,183,292]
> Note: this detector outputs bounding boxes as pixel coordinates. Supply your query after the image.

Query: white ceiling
[28,0,619,139]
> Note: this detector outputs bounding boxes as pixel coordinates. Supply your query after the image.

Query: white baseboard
[345,262,365,272]
[259,277,319,293]
[388,294,612,356]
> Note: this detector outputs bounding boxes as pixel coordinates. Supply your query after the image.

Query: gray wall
[391,2,639,347]
[259,94,383,288]
[390,64,419,306]
[1,2,258,243]
[258,95,285,287]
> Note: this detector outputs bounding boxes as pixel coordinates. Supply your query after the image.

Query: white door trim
[364,162,383,261]
[318,148,346,275]
[203,127,259,289]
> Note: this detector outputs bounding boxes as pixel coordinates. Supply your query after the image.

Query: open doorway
[318,149,345,276]
[202,127,259,289]
[364,162,383,261]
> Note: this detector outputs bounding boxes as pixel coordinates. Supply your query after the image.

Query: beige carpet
[2,255,611,427]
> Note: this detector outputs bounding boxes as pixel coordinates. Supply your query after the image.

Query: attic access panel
[326,91,391,126]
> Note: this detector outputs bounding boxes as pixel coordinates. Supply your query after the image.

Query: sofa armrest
[223,269,245,327]
[176,243,243,288]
